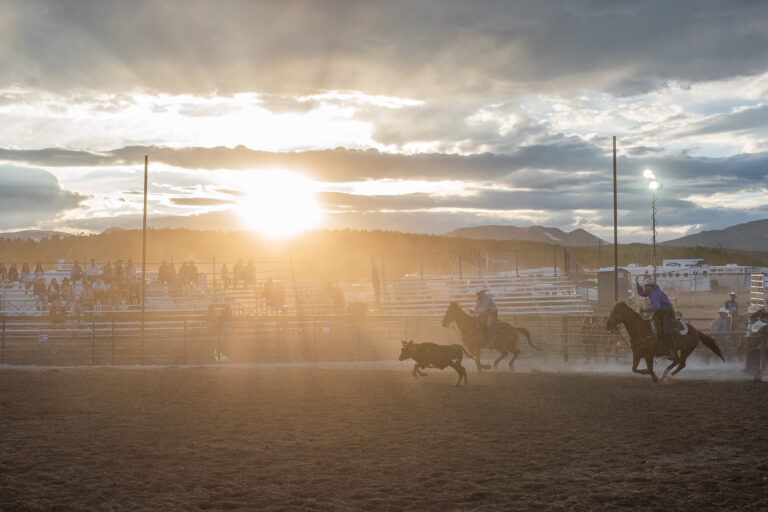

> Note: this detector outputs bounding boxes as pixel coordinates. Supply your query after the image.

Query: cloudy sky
[1,0,767,241]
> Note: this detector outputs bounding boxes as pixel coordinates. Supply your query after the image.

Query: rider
[472,287,498,349]
[636,277,680,363]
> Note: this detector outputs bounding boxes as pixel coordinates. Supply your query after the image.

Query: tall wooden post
[141,155,148,362]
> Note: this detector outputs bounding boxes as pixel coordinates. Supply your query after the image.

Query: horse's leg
[661,360,678,383]
[493,348,508,370]
[646,355,658,384]
[670,348,693,377]
[631,352,650,375]
[508,349,520,370]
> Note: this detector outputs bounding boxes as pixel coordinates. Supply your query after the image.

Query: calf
[398,340,470,386]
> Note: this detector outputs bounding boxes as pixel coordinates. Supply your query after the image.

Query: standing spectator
[80,281,95,311]
[33,278,47,310]
[102,260,113,283]
[188,261,199,286]
[20,262,31,284]
[724,292,739,315]
[711,307,729,359]
[93,278,107,305]
[233,260,245,288]
[221,264,231,289]
[7,263,19,283]
[33,262,45,280]
[86,258,100,282]
[158,261,169,284]
[70,260,84,284]
[0,262,7,286]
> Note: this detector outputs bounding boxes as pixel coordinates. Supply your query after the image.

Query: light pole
[643,169,659,281]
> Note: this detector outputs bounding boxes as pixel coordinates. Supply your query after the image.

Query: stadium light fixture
[643,169,660,280]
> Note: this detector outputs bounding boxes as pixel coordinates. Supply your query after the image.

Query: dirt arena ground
[2,365,767,511]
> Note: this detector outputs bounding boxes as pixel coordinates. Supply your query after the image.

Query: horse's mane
[613,301,643,321]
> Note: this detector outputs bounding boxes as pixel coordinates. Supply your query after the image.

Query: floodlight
[649,180,659,190]
[643,169,655,180]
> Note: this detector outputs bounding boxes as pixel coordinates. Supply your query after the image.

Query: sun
[236,169,324,237]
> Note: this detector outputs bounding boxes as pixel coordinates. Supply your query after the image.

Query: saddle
[648,317,688,336]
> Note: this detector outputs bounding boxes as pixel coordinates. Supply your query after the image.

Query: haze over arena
[2,0,768,241]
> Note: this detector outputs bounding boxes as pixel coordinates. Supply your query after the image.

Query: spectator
[168,261,177,283]
[114,260,124,280]
[86,258,100,282]
[711,307,729,348]
[20,262,31,284]
[0,263,6,285]
[221,264,231,289]
[233,259,245,288]
[158,261,170,284]
[126,259,136,278]
[93,278,107,305]
[179,261,190,284]
[102,260,113,283]
[724,292,739,316]
[47,278,60,305]
[188,261,198,286]
[33,262,44,280]
[70,260,84,284]
[245,260,255,287]
[80,281,94,311]
[7,263,19,283]
[61,278,74,304]
[33,278,46,310]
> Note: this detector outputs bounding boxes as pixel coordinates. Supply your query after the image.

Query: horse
[605,302,724,383]
[441,301,540,371]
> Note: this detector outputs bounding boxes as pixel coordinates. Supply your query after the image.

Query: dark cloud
[4,1,768,99]
[678,104,768,136]
[0,165,87,229]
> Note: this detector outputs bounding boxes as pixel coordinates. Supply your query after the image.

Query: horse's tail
[516,327,542,351]
[698,330,725,362]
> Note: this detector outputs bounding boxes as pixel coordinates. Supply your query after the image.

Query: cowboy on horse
[472,287,498,349]
[636,277,680,363]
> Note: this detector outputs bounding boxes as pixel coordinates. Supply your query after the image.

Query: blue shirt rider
[473,288,498,348]
[636,277,679,362]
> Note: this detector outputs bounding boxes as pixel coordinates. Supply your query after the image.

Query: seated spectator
[47,278,61,304]
[70,260,84,284]
[86,258,100,282]
[33,278,47,310]
[7,263,18,283]
[33,262,44,280]
[126,259,136,278]
[93,278,107,305]
[80,281,95,311]
[115,260,125,281]
[20,262,31,284]
[245,260,255,287]
[61,278,74,304]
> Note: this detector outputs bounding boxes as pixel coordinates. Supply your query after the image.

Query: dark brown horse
[442,301,540,371]
[605,302,724,383]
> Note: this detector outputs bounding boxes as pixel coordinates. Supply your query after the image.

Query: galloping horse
[442,301,540,371]
[605,302,724,383]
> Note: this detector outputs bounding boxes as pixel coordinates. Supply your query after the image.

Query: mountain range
[663,219,768,252]
[0,230,73,241]
[444,225,607,246]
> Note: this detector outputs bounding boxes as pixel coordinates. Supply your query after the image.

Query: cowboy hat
[729,291,736,296]
[643,278,657,287]
[718,307,729,314]
[747,304,762,314]
[750,321,767,334]
[474,287,489,294]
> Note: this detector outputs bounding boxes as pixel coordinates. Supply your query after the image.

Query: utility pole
[613,136,618,303]
[141,155,148,362]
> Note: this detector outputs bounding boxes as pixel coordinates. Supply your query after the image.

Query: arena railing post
[91,317,96,366]
[1,315,5,365]
[183,318,188,365]
[562,316,569,363]
[111,313,115,366]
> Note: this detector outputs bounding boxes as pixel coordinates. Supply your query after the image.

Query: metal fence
[0,311,740,367]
